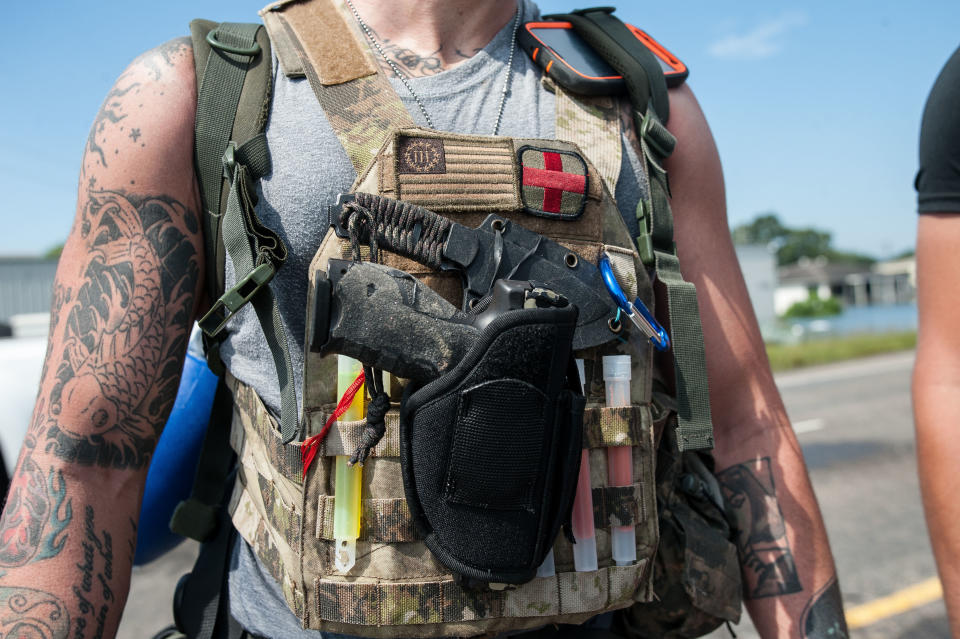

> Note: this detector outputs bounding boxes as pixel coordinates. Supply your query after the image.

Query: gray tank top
[223,2,649,635]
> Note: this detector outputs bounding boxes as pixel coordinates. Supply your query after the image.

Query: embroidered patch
[398,137,446,174]
[518,146,589,220]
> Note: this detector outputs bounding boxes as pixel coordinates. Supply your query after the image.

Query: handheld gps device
[518,21,688,96]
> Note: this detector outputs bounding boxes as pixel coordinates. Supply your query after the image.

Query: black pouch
[399,305,585,585]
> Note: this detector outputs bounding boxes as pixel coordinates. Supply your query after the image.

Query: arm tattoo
[85,38,192,170]
[801,577,848,638]
[0,587,70,639]
[716,457,803,599]
[126,519,137,565]
[44,190,200,469]
[86,84,140,169]
[72,507,114,639]
[0,404,73,567]
[132,37,192,81]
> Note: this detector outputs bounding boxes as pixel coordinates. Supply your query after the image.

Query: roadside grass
[766,331,917,372]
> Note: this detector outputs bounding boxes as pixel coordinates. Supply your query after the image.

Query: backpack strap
[547,8,713,451]
[190,21,300,443]
[261,0,414,178]
[190,20,273,337]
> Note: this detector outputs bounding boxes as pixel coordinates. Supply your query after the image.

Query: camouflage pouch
[614,416,742,638]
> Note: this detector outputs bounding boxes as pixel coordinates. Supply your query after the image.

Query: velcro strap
[581,404,651,448]
[307,411,402,458]
[315,482,645,543]
[317,496,417,542]
[236,133,272,179]
[592,483,644,528]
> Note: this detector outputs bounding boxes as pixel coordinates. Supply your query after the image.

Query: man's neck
[348,0,519,77]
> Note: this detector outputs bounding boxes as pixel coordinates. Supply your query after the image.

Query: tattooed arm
[654,86,847,637]
[0,38,203,639]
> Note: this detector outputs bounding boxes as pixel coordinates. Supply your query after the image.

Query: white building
[734,244,778,335]
[0,257,57,334]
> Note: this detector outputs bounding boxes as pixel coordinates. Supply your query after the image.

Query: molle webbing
[315,484,645,542]
[234,375,654,544]
[228,375,656,635]
[261,0,414,176]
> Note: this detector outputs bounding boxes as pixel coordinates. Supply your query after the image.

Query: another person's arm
[662,85,847,637]
[914,214,960,638]
[912,44,960,639]
[0,39,203,639]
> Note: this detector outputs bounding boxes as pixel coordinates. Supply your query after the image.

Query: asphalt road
[118,350,948,639]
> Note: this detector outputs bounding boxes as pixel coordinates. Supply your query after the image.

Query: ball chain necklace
[344,0,522,135]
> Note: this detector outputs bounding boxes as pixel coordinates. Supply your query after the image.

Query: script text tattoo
[71,507,114,639]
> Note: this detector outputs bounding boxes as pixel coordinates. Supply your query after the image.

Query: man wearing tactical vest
[0,0,847,637]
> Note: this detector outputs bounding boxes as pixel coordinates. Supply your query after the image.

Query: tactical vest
[180,2,742,637]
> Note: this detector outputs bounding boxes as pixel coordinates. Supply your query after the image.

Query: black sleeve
[916,45,960,214]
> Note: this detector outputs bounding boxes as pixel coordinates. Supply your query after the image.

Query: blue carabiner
[598,253,671,351]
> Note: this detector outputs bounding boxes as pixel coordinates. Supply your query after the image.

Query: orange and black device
[518,21,688,96]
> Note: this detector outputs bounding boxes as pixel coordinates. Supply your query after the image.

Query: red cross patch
[518,146,589,219]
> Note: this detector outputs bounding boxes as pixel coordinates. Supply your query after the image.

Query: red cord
[301,369,365,477]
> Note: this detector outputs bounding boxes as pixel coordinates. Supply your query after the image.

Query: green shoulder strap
[189,20,300,445]
[174,19,299,550]
[546,8,714,451]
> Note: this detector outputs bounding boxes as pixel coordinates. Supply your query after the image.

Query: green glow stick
[334,356,364,573]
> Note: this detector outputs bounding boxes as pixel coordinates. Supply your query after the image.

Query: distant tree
[730,213,786,245]
[776,228,833,265]
[782,291,842,318]
[731,213,875,267]
[44,244,64,260]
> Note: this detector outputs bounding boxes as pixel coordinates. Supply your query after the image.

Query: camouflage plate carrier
[176,1,743,637]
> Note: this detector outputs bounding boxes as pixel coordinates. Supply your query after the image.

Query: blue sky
[2,1,957,258]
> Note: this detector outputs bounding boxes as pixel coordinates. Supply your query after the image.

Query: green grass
[766,331,917,372]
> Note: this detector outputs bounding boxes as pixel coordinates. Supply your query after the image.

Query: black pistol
[309,259,573,383]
